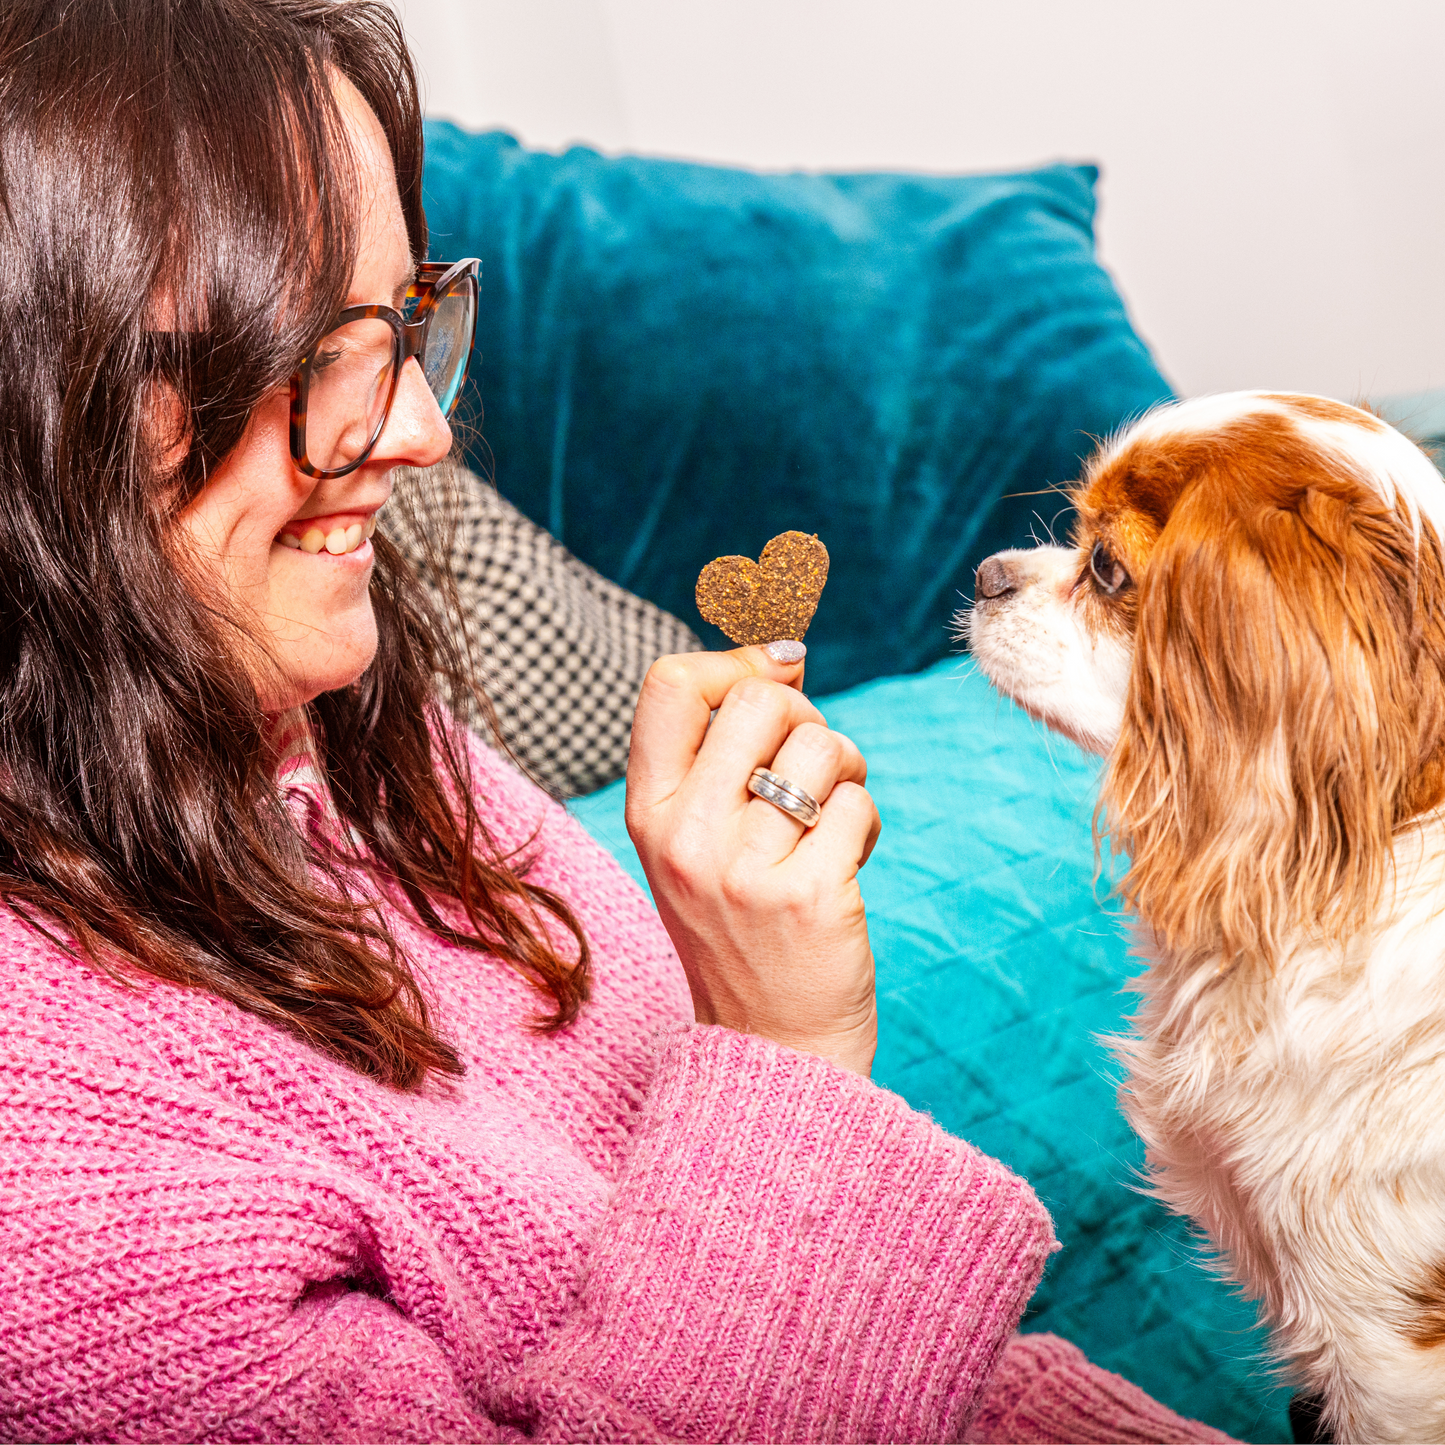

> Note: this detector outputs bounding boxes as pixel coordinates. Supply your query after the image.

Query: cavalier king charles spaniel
[967,392,1445,1444]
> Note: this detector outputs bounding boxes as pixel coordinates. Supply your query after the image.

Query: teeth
[279,515,379,555]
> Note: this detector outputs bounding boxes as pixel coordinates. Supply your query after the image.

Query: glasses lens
[422,277,475,418]
[303,317,397,473]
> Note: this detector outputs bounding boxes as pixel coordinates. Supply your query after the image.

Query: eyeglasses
[288,257,480,480]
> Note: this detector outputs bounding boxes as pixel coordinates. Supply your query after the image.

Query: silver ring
[747,766,822,828]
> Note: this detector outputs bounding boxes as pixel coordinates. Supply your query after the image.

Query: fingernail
[765,639,806,664]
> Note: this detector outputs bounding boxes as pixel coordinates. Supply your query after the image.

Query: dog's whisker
[999,483,1074,499]
[1046,506,1077,546]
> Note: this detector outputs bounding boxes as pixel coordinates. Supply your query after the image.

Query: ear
[1101,474,1445,972]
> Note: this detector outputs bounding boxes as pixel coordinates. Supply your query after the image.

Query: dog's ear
[1101,470,1445,973]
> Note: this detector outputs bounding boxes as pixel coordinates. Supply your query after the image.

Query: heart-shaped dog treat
[695,531,830,646]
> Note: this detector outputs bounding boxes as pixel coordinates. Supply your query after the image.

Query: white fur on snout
[963,545,1132,756]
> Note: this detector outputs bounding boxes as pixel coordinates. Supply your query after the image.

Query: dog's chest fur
[1123,815,1445,1440]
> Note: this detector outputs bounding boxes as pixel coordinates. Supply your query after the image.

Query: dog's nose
[975,555,1018,600]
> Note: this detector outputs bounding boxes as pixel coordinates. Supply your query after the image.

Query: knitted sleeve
[967,1332,1236,1444]
[3,1016,1048,1443]
[2,998,1228,1443]
[496,1024,1058,1443]
[1,1071,505,1443]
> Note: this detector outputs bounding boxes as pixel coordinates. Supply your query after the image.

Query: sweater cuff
[967,1332,1238,1444]
[525,1023,1056,1443]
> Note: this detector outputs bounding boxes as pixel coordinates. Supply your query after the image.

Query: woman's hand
[626,646,881,1075]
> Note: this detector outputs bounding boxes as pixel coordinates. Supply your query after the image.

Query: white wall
[396,0,1445,403]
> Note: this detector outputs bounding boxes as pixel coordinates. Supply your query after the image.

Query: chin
[262,613,379,713]
[966,391,1445,1443]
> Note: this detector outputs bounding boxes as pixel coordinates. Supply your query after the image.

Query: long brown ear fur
[1101,439,1445,974]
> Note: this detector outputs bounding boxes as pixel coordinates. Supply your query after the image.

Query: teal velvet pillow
[569,660,1293,1445]
[422,126,1173,696]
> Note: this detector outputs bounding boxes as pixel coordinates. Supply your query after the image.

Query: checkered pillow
[388,461,702,799]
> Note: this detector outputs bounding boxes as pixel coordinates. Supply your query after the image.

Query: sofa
[409,121,1445,1444]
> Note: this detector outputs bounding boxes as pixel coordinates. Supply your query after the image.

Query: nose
[372,355,453,471]
[975,555,1019,601]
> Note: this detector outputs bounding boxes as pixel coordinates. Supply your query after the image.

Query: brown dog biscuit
[695,531,829,646]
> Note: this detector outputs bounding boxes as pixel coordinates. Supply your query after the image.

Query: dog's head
[966,391,1445,969]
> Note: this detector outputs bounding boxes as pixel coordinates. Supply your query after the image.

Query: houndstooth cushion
[388,461,702,799]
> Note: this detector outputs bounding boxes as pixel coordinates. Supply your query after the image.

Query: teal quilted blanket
[570,658,1293,1443]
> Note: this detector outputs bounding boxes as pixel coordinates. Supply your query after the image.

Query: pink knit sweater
[0,740,1232,1443]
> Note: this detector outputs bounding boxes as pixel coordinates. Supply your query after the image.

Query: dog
[966,391,1445,1443]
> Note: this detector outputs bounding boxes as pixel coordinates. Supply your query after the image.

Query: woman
[0,2,1232,1440]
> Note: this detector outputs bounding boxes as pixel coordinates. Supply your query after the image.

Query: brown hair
[1095,411,1445,976]
[0,0,589,1087]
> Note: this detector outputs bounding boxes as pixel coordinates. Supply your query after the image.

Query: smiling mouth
[276,512,379,556]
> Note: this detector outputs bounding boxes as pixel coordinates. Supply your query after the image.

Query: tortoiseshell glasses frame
[288,257,480,480]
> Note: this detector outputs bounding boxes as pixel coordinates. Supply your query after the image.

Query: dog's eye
[1089,541,1129,596]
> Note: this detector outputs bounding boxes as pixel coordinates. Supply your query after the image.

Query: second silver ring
[747,766,823,828]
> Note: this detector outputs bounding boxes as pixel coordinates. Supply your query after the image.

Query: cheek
[175,396,313,603]
[172,395,380,706]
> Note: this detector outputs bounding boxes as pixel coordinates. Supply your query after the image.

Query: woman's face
[176,76,451,713]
